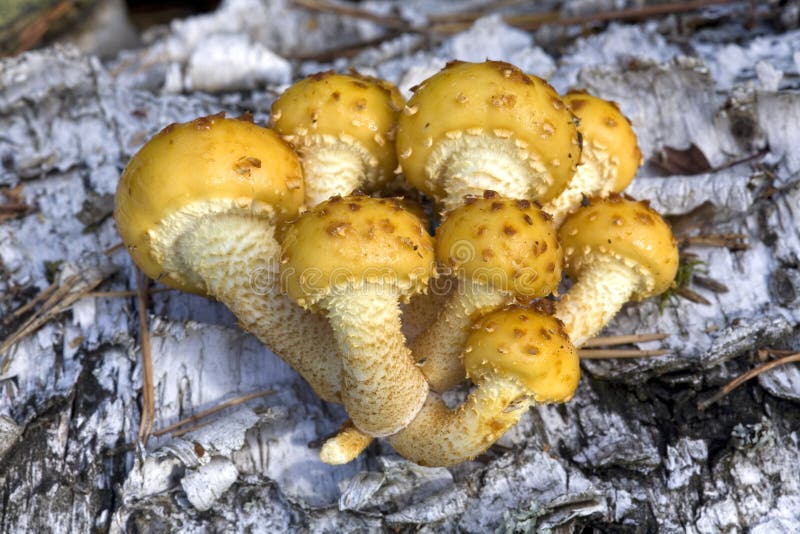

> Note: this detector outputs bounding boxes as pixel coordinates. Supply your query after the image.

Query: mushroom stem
[175,213,342,402]
[431,138,549,211]
[542,153,606,226]
[300,139,370,205]
[554,255,639,347]
[412,280,506,392]
[387,375,530,467]
[319,419,375,465]
[322,285,429,437]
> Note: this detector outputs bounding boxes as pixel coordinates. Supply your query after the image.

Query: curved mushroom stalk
[272,71,405,205]
[412,194,563,393]
[553,255,639,347]
[396,60,580,212]
[412,279,505,391]
[543,91,642,226]
[281,195,435,437]
[389,306,580,467]
[554,195,679,347]
[114,115,343,403]
[320,419,375,465]
[320,285,430,436]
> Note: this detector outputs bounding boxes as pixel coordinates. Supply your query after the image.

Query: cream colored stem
[431,136,548,211]
[319,419,374,465]
[412,280,507,392]
[301,144,366,205]
[177,214,342,403]
[388,375,529,467]
[543,160,605,226]
[323,286,429,437]
[554,256,639,347]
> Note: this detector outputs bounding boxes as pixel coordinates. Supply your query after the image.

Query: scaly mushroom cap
[563,91,642,193]
[559,195,679,300]
[463,306,580,404]
[281,195,435,308]
[435,193,562,298]
[396,60,580,204]
[271,71,404,193]
[115,113,304,294]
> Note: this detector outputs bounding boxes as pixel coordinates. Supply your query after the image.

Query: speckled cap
[396,60,580,203]
[114,113,304,293]
[280,195,435,308]
[434,192,562,298]
[563,90,642,193]
[559,194,679,299]
[464,305,580,403]
[271,71,405,192]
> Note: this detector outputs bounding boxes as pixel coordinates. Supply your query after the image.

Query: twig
[427,0,529,23]
[136,271,155,445]
[292,0,410,30]
[1,266,115,372]
[697,352,800,410]
[502,0,743,31]
[427,0,744,34]
[85,287,173,299]
[680,233,749,251]
[582,333,669,348]
[287,32,402,62]
[673,286,712,306]
[579,349,671,359]
[2,281,58,325]
[13,0,76,55]
[152,389,275,438]
[104,242,124,256]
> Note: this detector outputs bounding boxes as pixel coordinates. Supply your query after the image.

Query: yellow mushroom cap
[396,60,580,203]
[271,71,405,192]
[114,113,305,294]
[463,305,580,404]
[435,193,562,298]
[280,195,435,308]
[559,194,679,299]
[563,91,642,193]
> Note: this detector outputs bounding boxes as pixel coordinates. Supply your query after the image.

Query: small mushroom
[280,195,434,437]
[543,91,642,225]
[396,60,580,212]
[388,305,580,467]
[114,114,343,402]
[271,71,405,205]
[411,193,563,392]
[555,195,679,346]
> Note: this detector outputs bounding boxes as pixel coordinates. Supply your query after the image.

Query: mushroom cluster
[114,61,679,468]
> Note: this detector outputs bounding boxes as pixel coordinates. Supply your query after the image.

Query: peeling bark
[1,1,799,531]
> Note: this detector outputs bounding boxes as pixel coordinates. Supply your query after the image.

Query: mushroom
[114,113,342,402]
[387,305,580,467]
[543,90,642,226]
[396,60,580,212]
[412,192,563,392]
[271,71,405,205]
[280,194,434,437]
[555,194,679,347]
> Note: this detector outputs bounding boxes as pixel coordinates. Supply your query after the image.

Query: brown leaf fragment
[651,143,712,175]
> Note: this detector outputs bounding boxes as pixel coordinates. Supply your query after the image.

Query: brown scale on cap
[409,193,563,393]
[396,60,580,212]
[543,90,643,226]
[281,195,434,437]
[115,114,344,403]
[555,194,679,347]
[271,72,405,205]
